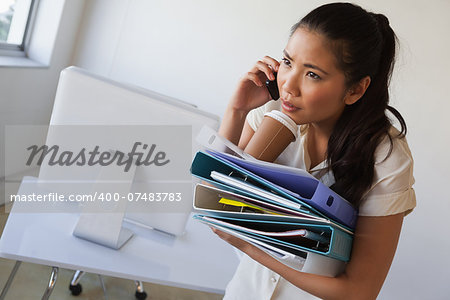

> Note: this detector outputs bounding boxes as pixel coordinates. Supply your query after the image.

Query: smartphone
[265,72,279,100]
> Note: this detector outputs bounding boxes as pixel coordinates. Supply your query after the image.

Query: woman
[215,3,416,299]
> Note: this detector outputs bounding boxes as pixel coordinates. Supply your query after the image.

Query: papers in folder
[206,150,357,228]
[190,150,356,262]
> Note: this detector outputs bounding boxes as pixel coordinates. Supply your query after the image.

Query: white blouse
[223,100,416,300]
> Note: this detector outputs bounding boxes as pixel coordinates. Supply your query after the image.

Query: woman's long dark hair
[292,3,407,206]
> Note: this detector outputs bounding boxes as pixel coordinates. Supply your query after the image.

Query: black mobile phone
[265,72,279,100]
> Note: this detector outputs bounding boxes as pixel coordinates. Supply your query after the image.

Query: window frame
[0,0,39,57]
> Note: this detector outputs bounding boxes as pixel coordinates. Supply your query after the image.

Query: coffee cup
[244,110,298,162]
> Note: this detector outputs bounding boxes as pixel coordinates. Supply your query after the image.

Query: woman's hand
[228,56,280,114]
[219,56,280,146]
[210,227,273,261]
[210,226,253,251]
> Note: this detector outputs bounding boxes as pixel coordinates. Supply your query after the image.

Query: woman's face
[277,28,349,130]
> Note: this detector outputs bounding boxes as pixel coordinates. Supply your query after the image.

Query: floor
[0,205,223,300]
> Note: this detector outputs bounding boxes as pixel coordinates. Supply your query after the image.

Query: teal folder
[193,214,352,262]
[190,151,355,262]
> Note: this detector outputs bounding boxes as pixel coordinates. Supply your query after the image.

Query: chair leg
[0,261,22,300]
[98,275,107,299]
[69,270,85,296]
[41,266,58,300]
[134,281,147,299]
[69,270,147,299]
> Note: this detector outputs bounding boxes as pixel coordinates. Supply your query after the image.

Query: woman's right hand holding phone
[228,56,280,114]
[219,56,279,145]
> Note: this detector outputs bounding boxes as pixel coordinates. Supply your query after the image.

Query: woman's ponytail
[370,13,407,136]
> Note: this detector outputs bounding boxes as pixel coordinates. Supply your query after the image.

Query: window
[0,0,38,56]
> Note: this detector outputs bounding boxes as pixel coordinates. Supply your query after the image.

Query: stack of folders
[190,149,358,276]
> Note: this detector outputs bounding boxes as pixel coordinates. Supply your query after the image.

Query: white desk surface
[0,177,240,294]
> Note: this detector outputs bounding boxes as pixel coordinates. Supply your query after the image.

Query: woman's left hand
[210,227,256,253]
[210,226,284,274]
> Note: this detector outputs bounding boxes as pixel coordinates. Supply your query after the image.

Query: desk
[0,177,240,295]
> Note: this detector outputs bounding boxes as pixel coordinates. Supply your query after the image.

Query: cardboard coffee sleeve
[244,110,298,162]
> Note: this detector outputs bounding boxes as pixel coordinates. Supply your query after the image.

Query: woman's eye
[281,57,291,67]
[307,71,321,80]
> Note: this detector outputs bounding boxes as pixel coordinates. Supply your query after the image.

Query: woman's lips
[281,99,299,112]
